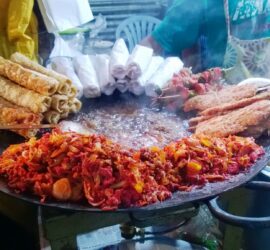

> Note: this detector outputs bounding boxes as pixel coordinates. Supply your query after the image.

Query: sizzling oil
[69,105,189,149]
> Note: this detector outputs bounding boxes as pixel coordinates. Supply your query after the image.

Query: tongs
[0,124,57,130]
[256,85,270,94]
[238,77,270,94]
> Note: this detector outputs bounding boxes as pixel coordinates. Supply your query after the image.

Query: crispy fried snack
[0,97,42,138]
[10,52,71,95]
[195,100,270,138]
[0,57,59,96]
[0,76,51,113]
[184,84,258,112]
[199,91,270,117]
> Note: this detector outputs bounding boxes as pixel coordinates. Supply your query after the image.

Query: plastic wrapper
[177,205,223,250]
[126,45,153,80]
[116,78,129,93]
[73,55,101,98]
[37,0,94,33]
[49,35,80,58]
[103,86,116,96]
[90,54,115,95]
[145,57,184,97]
[109,38,130,79]
[129,56,164,96]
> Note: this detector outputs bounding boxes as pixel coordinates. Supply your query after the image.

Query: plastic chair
[115,15,161,52]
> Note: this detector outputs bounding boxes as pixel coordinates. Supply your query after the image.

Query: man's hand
[140,35,163,55]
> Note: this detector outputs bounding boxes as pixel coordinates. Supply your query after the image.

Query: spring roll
[57,84,71,95]
[0,57,59,96]
[10,52,72,87]
[0,97,42,138]
[0,76,51,113]
[68,98,82,113]
[51,94,69,113]
[44,110,61,124]
[60,110,70,119]
[0,96,17,108]
[68,85,77,98]
[50,57,83,98]
[0,108,42,138]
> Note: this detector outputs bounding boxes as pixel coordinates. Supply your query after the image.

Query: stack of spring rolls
[0,52,82,138]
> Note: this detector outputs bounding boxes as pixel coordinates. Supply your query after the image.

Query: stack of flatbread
[0,52,82,138]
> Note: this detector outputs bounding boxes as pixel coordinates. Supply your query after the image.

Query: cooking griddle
[0,92,270,213]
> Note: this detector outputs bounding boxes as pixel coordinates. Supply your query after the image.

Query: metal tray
[0,93,270,213]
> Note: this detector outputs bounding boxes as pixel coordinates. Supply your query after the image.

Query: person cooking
[141,0,270,81]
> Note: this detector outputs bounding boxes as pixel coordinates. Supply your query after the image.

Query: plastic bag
[0,0,38,60]
[177,205,223,250]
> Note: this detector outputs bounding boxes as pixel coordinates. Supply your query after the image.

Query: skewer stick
[161,87,171,92]
[188,126,196,132]
[0,124,57,130]
[256,86,270,94]
[156,94,182,100]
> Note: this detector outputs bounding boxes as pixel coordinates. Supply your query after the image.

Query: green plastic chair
[115,15,161,52]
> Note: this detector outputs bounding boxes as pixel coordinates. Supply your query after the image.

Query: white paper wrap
[90,54,116,95]
[37,0,94,33]
[103,85,116,96]
[128,80,144,96]
[116,78,129,93]
[73,55,101,98]
[129,56,164,95]
[50,57,83,98]
[126,45,153,80]
[145,57,184,97]
[109,39,129,79]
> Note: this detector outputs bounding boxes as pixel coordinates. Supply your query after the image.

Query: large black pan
[0,93,270,213]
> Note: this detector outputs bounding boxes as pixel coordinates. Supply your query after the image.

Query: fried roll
[0,97,42,138]
[44,110,61,124]
[0,57,59,96]
[68,85,77,98]
[0,76,51,113]
[51,94,69,113]
[60,110,69,119]
[68,98,82,113]
[10,52,71,94]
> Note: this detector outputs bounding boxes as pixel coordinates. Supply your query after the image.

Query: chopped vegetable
[0,129,264,210]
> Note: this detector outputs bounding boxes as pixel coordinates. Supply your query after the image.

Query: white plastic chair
[115,15,161,52]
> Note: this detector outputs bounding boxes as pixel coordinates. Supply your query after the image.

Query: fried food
[0,76,51,113]
[195,100,270,138]
[184,84,258,112]
[10,52,72,95]
[199,91,270,117]
[0,97,42,138]
[0,57,59,95]
[44,110,61,124]
[51,94,69,113]
[189,114,227,126]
